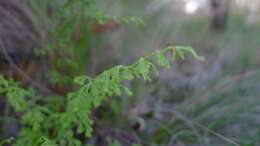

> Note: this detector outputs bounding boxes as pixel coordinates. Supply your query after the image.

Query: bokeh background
[94,1,260,145]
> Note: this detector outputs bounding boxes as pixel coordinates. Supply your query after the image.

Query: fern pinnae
[0,46,203,145]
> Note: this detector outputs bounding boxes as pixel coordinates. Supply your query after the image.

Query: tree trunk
[209,0,230,31]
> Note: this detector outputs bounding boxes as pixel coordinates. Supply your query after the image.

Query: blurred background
[1,0,260,145]
[94,1,260,145]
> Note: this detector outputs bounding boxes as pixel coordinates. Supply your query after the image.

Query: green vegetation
[1,0,260,146]
[0,47,203,146]
[0,0,204,145]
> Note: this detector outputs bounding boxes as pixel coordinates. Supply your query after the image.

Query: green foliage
[0,46,203,146]
[40,0,144,80]
[0,1,205,146]
[0,76,28,112]
[23,0,145,88]
[156,50,171,69]
[0,137,14,146]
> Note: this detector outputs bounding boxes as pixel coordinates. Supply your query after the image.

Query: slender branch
[0,40,51,94]
[165,107,241,146]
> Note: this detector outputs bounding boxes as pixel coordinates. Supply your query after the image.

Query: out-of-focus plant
[26,0,144,86]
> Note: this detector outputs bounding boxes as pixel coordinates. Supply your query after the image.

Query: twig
[194,122,241,146]
[164,107,241,146]
[0,40,51,94]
